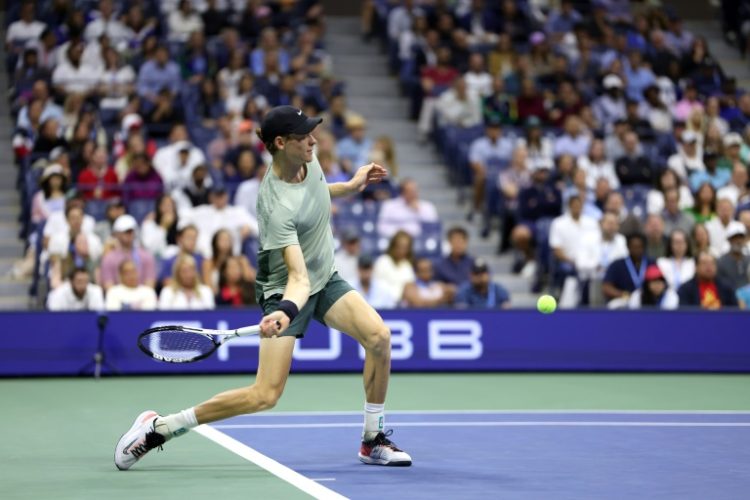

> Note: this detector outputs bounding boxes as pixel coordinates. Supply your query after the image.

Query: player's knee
[363,325,391,358]
[247,384,284,411]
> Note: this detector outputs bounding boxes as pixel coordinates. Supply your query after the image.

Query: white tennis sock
[154,408,198,441]
[363,402,385,441]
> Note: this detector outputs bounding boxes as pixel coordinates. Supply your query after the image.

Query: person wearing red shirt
[77,146,119,200]
[677,250,738,309]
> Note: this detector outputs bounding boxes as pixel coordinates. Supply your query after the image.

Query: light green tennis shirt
[255,154,336,299]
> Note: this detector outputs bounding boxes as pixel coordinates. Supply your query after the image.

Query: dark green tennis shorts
[256,272,354,338]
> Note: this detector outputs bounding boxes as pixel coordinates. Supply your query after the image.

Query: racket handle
[235,324,262,337]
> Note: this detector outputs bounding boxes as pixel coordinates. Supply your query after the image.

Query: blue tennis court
[202,410,750,499]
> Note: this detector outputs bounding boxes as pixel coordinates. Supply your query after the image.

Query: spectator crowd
[6,0,750,312]
[365,0,750,310]
[8,0,511,312]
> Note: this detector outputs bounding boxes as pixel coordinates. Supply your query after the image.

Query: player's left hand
[351,163,388,192]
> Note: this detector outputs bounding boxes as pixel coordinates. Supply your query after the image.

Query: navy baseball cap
[259,105,323,144]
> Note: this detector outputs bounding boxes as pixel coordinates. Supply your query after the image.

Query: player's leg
[470,162,486,218]
[192,336,296,422]
[324,290,390,405]
[321,289,411,466]
[114,337,295,470]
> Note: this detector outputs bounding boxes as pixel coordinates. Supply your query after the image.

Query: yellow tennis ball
[537,295,557,314]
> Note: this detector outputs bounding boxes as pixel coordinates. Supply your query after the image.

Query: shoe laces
[369,429,403,452]
[130,420,166,458]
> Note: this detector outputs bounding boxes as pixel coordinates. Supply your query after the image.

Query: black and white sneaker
[114,410,166,470]
[359,430,412,466]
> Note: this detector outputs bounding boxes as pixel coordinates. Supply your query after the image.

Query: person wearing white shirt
[183,187,259,257]
[352,255,397,309]
[52,42,102,95]
[140,194,179,259]
[706,196,737,256]
[377,179,438,238]
[578,138,620,190]
[716,163,750,207]
[47,268,105,311]
[84,0,131,45]
[667,130,704,181]
[577,212,628,306]
[158,254,215,310]
[333,229,361,285]
[387,2,416,42]
[372,231,416,302]
[105,260,158,310]
[464,53,493,97]
[152,137,207,191]
[43,199,96,245]
[436,77,482,129]
[6,3,46,48]
[657,229,695,291]
[549,194,600,306]
[233,163,267,219]
[647,169,694,215]
[168,0,205,42]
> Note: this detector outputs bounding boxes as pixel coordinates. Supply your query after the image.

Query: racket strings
[144,329,217,360]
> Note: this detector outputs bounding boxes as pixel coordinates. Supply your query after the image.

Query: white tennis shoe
[359,430,412,466]
[114,410,166,470]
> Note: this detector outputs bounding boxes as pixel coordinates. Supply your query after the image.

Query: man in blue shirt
[455,258,511,309]
[434,226,474,286]
[690,150,731,192]
[602,232,653,305]
[468,116,515,220]
[337,113,373,172]
[137,46,181,105]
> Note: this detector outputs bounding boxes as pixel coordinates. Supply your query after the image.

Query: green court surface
[2,373,749,500]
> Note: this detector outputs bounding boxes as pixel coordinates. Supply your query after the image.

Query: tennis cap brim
[260,105,323,143]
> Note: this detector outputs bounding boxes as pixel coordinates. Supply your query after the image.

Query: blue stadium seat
[84,200,110,222]
[126,199,156,224]
[415,222,442,258]
[621,185,651,220]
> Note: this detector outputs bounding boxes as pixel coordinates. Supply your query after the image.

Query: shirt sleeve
[455,283,471,307]
[158,287,175,310]
[603,260,619,285]
[548,218,563,250]
[88,285,105,311]
[140,252,156,284]
[99,255,118,287]
[261,207,298,251]
[468,139,484,165]
[495,284,510,307]
[105,288,120,311]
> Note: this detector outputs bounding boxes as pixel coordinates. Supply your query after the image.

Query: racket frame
[137,324,262,363]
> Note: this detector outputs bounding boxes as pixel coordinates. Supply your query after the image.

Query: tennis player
[115,106,412,469]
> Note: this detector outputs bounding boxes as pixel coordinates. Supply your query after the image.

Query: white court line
[212,421,750,429]
[194,425,347,500]
[231,409,750,417]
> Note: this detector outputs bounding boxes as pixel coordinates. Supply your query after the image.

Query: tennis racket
[137,321,279,363]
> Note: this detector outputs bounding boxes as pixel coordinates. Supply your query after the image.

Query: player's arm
[259,244,311,337]
[328,163,388,198]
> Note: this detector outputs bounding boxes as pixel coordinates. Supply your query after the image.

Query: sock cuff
[364,402,385,413]
[181,407,198,427]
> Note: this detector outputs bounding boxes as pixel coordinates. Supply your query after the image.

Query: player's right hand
[259,311,289,338]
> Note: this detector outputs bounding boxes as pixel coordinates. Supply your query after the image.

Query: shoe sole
[114,410,158,471]
[358,454,412,467]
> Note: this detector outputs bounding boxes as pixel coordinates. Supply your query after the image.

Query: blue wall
[1,309,748,376]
